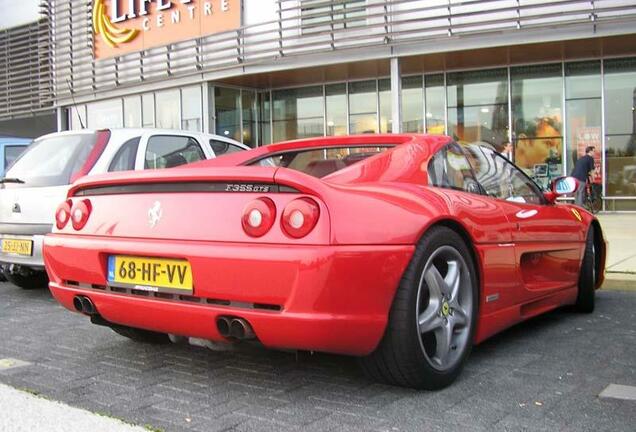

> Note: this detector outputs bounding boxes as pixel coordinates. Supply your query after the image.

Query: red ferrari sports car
[43,134,605,389]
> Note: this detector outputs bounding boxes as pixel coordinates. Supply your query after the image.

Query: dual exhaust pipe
[74,296,255,341]
[73,295,97,315]
[216,316,255,340]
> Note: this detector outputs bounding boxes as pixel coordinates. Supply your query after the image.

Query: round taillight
[281,198,320,239]
[70,199,92,230]
[55,200,72,230]
[242,197,276,237]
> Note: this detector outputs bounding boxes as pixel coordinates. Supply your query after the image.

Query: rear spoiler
[68,165,333,199]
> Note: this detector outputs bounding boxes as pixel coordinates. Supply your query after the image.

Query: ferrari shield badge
[148,201,162,228]
[571,208,582,222]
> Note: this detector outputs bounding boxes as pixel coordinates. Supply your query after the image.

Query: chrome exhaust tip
[79,296,96,315]
[216,316,232,337]
[230,318,255,340]
[72,296,84,313]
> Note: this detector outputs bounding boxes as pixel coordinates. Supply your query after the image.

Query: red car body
[43,134,606,357]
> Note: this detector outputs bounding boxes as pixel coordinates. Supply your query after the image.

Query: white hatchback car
[0,128,248,288]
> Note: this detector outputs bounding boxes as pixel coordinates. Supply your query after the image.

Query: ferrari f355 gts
[43,134,606,389]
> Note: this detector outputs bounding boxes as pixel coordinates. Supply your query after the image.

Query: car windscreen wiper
[0,177,25,184]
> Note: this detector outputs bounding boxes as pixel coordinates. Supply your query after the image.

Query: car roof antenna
[66,79,85,129]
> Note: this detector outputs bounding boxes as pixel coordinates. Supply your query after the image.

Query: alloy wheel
[416,245,473,371]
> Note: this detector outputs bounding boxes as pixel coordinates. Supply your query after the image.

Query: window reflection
[272,87,324,142]
[326,84,347,136]
[604,58,636,197]
[425,74,445,134]
[123,96,141,128]
[402,76,423,133]
[258,92,271,145]
[142,94,154,127]
[86,99,123,129]
[242,90,256,147]
[565,61,601,185]
[379,79,391,133]
[155,89,180,129]
[349,80,378,134]
[181,86,202,132]
[447,69,508,150]
[511,64,563,187]
[215,87,241,142]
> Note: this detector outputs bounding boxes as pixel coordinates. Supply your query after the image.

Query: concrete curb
[601,272,636,292]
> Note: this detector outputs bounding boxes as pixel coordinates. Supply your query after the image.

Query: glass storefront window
[242,90,257,147]
[379,79,391,133]
[258,92,271,145]
[155,89,180,129]
[402,76,423,133]
[181,86,202,132]
[215,87,241,142]
[565,61,602,184]
[123,96,141,128]
[86,99,123,129]
[511,64,564,186]
[447,69,508,149]
[325,83,347,136]
[425,74,445,134]
[272,86,324,142]
[349,80,378,134]
[326,83,347,136]
[604,58,636,197]
[142,94,154,127]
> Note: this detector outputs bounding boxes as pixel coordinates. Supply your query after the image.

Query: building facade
[0,1,56,138]
[52,0,636,210]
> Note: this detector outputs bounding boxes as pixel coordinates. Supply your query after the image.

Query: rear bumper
[44,234,414,356]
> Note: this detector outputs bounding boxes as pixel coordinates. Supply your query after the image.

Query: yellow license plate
[1,239,33,256]
[107,255,193,293]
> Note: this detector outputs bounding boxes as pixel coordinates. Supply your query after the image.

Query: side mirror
[543,191,558,204]
[551,176,579,196]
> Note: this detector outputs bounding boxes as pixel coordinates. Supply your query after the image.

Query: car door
[428,143,520,315]
[135,133,210,170]
[464,144,582,299]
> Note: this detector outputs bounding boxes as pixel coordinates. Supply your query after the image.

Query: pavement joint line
[598,384,636,401]
[0,358,31,371]
[605,254,636,270]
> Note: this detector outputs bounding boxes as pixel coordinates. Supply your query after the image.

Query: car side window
[108,137,140,172]
[145,135,204,169]
[210,139,244,157]
[463,144,545,205]
[428,143,482,194]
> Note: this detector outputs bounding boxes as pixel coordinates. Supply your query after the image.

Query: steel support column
[390,57,402,134]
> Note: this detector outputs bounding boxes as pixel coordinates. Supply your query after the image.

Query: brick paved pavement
[0,282,634,432]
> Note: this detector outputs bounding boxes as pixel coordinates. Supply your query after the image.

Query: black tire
[359,226,478,390]
[111,325,171,344]
[575,227,595,313]
[2,269,48,290]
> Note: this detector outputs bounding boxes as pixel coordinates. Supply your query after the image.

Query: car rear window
[250,146,391,178]
[4,145,26,170]
[5,133,99,187]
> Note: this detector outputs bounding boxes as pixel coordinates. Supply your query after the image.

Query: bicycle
[584,179,602,214]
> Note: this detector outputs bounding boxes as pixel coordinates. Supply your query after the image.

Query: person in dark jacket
[571,146,596,206]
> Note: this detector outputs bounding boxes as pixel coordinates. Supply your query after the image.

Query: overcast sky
[0,0,40,30]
